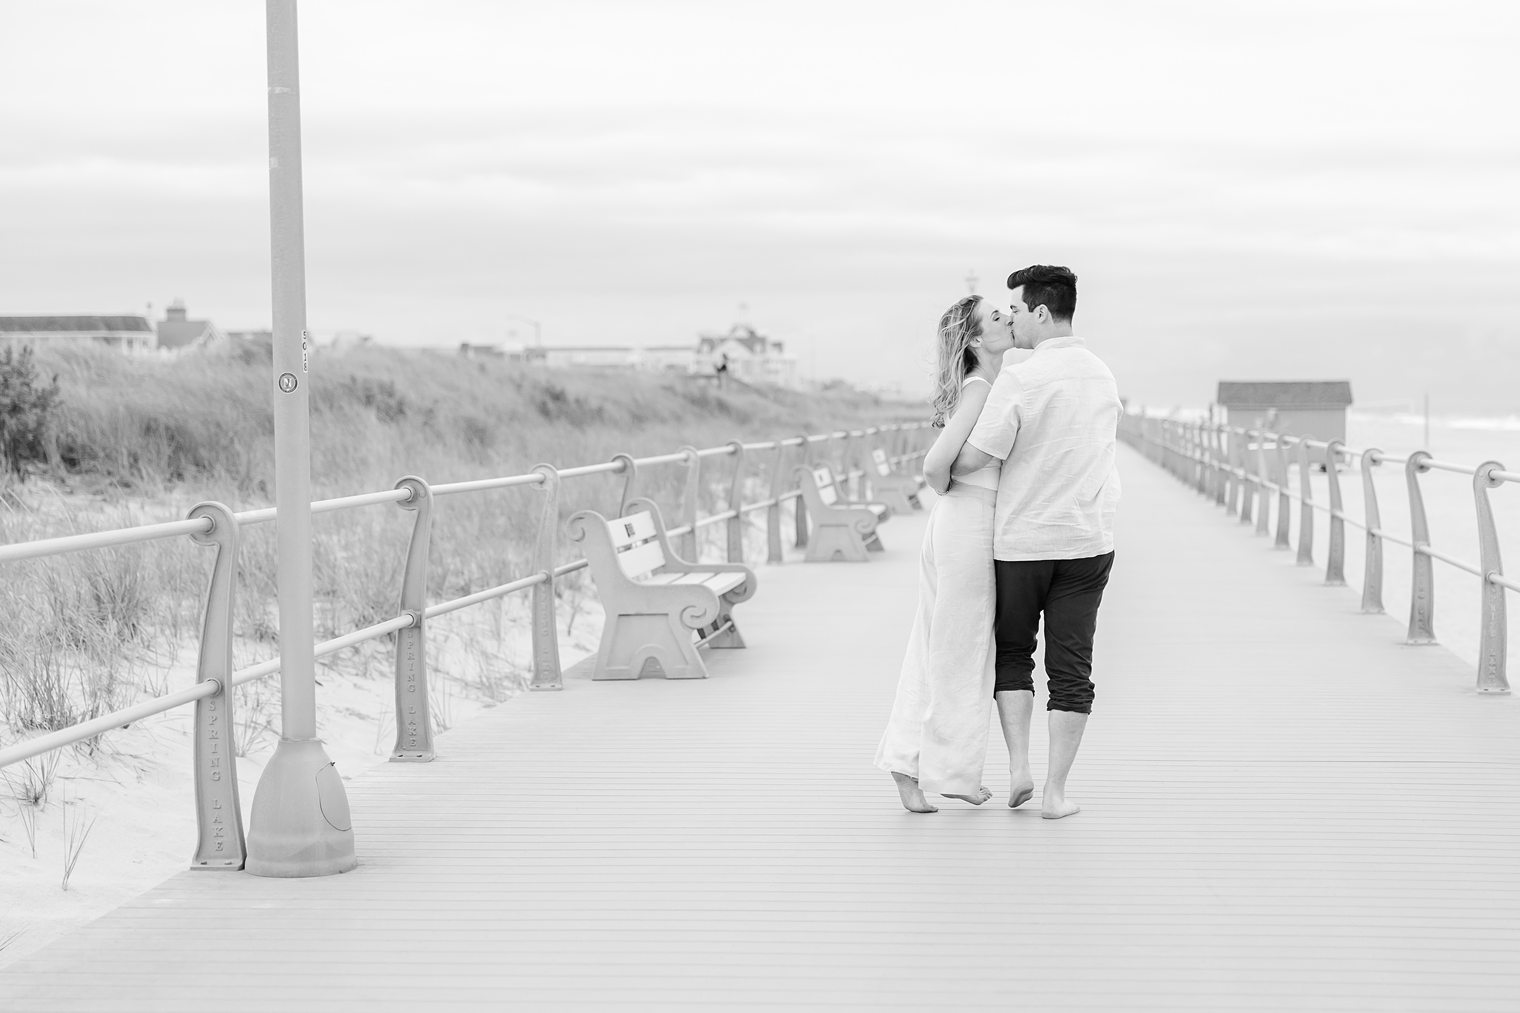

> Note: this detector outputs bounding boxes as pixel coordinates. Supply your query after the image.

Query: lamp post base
[245,737,357,878]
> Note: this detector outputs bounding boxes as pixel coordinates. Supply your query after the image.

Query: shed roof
[0,315,153,333]
[156,318,217,349]
[1216,380,1353,407]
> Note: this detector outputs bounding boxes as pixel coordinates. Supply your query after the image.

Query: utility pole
[966,270,979,295]
[245,0,356,879]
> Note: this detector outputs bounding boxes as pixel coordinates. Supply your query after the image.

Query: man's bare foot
[1008,782,1035,809]
[1041,788,1080,819]
[892,771,938,813]
[941,786,993,805]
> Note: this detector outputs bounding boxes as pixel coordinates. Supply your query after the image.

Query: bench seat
[569,497,756,680]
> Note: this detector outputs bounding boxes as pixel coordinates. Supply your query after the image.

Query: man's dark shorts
[993,551,1115,713]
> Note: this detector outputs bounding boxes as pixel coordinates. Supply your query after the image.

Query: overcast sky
[4,0,1518,409]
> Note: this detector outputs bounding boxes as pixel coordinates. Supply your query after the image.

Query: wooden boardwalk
[5,443,1519,1011]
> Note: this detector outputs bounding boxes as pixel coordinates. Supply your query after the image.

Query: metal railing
[0,421,932,868]
[1120,413,1513,693]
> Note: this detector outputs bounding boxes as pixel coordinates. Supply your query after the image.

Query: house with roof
[155,299,225,352]
[0,315,157,352]
[695,324,797,387]
[1216,380,1354,444]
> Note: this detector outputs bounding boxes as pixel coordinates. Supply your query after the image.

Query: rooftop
[1216,379,1354,407]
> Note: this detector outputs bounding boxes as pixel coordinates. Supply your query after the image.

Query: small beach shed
[1216,380,1354,443]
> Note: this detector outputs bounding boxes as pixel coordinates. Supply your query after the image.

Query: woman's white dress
[874,380,1000,796]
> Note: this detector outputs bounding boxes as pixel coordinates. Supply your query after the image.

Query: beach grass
[0,340,920,739]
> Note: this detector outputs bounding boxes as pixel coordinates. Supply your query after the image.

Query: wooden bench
[568,497,756,680]
[859,446,925,514]
[794,464,889,562]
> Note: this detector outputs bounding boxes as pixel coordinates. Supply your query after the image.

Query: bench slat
[616,539,667,580]
[642,572,745,594]
[608,511,659,550]
[812,466,839,506]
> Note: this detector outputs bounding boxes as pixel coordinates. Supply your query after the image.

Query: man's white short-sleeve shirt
[966,336,1122,561]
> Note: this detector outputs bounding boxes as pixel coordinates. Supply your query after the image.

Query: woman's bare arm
[922,380,991,494]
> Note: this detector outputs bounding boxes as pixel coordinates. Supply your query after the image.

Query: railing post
[1195,424,1205,491]
[1296,438,1315,566]
[841,430,861,500]
[1255,432,1272,537]
[1237,429,1255,526]
[1171,420,1183,480]
[391,475,434,761]
[1201,424,1213,496]
[529,464,564,691]
[1203,419,1216,495]
[1324,441,1347,586]
[1191,423,1204,493]
[1360,449,1385,614]
[764,440,788,564]
[861,427,882,501]
[724,440,748,564]
[1473,460,1509,693]
[793,434,811,549]
[825,432,849,499]
[679,444,701,562]
[187,501,246,871]
[1216,425,1228,504]
[1274,434,1292,549]
[1224,427,1240,514]
[612,452,637,515]
[1406,450,1436,645]
[1202,424,1215,499]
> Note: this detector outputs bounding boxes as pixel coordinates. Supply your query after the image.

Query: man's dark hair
[1007,265,1077,322]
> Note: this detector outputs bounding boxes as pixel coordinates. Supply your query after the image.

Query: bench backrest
[870,447,892,477]
[607,511,667,580]
[812,465,838,506]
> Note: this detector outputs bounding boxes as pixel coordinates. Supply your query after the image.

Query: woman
[874,294,1013,812]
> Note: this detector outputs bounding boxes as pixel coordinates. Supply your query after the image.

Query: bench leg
[704,611,745,649]
[804,524,870,562]
[595,613,708,680]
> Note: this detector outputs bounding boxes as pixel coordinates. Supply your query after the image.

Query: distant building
[695,324,798,387]
[156,299,225,351]
[459,342,511,360]
[0,314,157,352]
[641,344,701,372]
[1216,380,1354,444]
[470,322,801,386]
[524,345,640,369]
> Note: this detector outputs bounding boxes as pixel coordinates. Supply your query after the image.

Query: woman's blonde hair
[929,295,984,427]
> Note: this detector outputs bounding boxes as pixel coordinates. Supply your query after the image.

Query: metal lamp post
[244,0,357,879]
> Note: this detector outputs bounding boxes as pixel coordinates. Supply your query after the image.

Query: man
[949,265,1122,819]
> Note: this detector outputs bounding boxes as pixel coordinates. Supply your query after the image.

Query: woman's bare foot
[1008,766,1035,808]
[941,786,993,805]
[1041,787,1080,819]
[891,772,938,813]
